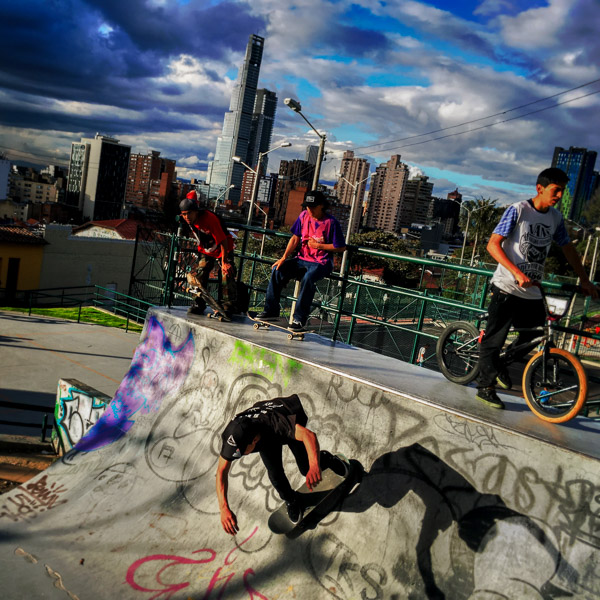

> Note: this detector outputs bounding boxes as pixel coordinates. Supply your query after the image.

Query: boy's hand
[305,465,322,491]
[220,506,239,535]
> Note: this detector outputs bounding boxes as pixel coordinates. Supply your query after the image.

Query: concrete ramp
[1,307,599,599]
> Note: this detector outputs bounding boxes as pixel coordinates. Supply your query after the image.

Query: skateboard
[247,311,307,340]
[186,273,231,322]
[268,458,360,538]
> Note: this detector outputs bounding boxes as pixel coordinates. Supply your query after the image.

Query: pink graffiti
[76,316,195,452]
[125,527,268,599]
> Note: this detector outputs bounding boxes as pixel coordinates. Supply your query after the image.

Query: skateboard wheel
[287,333,293,340]
[298,335,304,341]
[253,323,260,330]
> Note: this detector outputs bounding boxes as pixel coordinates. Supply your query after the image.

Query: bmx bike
[436,283,600,423]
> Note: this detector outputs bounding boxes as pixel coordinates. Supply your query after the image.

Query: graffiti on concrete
[75,316,195,452]
[54,379,111,453]
[125,526,267,599]
[0,475,68,523]
[228,340,302,387]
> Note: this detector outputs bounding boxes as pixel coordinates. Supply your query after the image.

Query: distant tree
[582,187,600,227]
[458,197,501,263]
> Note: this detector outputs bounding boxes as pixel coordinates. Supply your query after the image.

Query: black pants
[260,441,338,503]
[478,285,545,389]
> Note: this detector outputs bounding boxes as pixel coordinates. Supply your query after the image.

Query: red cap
[186,190,197,200]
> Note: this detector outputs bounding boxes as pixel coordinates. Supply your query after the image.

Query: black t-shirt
[220,394,307,461]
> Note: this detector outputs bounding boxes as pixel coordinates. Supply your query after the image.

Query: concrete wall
[0,242,44,290]
[40,224,135,292]
[1,309,598,599]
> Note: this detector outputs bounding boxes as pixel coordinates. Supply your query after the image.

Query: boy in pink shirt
[258,190,346,330]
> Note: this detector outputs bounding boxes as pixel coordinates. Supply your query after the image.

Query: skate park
[1,305,600,599]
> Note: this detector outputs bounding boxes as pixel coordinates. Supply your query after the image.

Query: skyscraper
[208,34,265,205]
[551,146,598,221]
[66,134,131,221]
[401,175,434,227]
[247,89,278,174]
[336,150,370,235]
[365,155,409,232]
[125,150,176,213]
[305,145,319,166]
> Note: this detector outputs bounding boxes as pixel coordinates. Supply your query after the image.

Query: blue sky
[0,0,598,204]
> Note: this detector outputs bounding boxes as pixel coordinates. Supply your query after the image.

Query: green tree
[582,187,600,227]
[458,197,501,264]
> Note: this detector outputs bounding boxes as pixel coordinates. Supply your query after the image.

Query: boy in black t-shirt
[216,394,348,534]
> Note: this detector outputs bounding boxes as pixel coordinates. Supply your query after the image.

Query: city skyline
[0,0,599,205]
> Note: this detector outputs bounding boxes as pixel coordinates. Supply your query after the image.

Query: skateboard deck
[186,273,230,322]
[247,312,307,340]
[268,458,360,537]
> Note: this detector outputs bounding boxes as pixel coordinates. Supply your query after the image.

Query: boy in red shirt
[179,192,237,318]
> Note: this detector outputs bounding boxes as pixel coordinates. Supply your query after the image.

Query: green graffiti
[228,340,302,387]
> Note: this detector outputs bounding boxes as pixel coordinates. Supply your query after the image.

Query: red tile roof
[0,226,47,245]
[72,219,151,240]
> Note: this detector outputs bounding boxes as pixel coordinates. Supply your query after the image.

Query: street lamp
[284,98,326,189]
[213,184,234,211]
[338,173,371,278]
[446,197,486,265]
[233,141,291,225]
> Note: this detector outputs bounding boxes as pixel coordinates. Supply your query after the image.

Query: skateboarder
[256,190,346,331]
[179,191,237,318]
[216,394,348,535]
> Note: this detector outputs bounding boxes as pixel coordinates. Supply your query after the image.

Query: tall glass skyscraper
[552,146,597,221]
[247,88,278,174]
[208,34,265,205]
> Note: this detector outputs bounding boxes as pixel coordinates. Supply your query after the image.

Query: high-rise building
[365,155,409,232]
[273,159,315,226]
[125,150,176,213]
[66,134,131,220]
[336,150,370,235]
[432,189,462,235]
[208,34,265,205]
[551,146,598,221]
[0,157,10,201]
[247,89,278,174]
[305,145,319,166]
[401,175,434,227]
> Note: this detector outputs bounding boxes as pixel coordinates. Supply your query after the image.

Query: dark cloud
[324,25,390,57]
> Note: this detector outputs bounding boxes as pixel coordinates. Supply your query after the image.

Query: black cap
[220,419,253,460]
[179,198,199,212]
[302,190,329,209]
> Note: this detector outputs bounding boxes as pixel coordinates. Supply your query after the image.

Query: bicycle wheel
[522,348,588,423]
[436,321,481,385]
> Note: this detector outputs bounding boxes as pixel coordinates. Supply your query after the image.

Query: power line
[351,77,600,153]
[359,89,600,156]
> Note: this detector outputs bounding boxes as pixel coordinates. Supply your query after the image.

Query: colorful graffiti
[75,316,195,452]
[53,379,111,453]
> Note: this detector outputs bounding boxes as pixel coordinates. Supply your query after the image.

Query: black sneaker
[256,311,279,321]
[475,387,505,410]
[288,320,305,332]
[285,499,303,524]
[328,454,350,478]
[496,369,512,390]
[188,304,205,315]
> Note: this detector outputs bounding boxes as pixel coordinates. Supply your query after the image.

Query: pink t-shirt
[291,210,345,265]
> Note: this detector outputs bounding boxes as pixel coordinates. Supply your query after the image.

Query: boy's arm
[487,234,533,288]
[216,456,238,534]
[561,242,598,297]
[307,240,346,252]
[294,425,321,491]
[272,235,301,270]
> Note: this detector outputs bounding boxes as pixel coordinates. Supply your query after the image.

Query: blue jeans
[264,258,332,324]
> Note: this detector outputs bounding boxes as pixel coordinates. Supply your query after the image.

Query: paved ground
[0,310,141,437]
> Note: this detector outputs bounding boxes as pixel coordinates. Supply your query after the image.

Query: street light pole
[213,184,234,211]
[284,98,326,189]
[339,173,371,278]
[234,142,291,226]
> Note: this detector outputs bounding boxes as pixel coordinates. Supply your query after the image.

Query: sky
[0,0,599,205]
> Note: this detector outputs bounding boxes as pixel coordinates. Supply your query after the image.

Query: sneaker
[475,387,505,410]
[187,304,205,315]
[285,499,303,524]
[327,453,350,478]
[496,369,512,390]
[288,320,305,332]
[256,311,279,321]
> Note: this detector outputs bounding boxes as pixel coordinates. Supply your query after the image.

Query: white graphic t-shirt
[490,199,569,299]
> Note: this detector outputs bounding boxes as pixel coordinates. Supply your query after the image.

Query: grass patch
[0,306,144,332]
